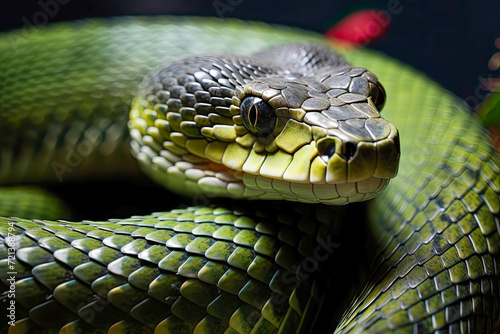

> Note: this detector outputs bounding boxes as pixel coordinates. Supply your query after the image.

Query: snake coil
[0,17,499,334]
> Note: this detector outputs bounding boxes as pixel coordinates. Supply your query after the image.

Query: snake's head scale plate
[129,43,400,205]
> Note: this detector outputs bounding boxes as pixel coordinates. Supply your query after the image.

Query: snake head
[129,43,399,204]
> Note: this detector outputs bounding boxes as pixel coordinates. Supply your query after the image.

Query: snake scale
[0,17,499,333]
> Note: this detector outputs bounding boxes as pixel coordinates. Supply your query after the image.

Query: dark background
[1,0,499,109]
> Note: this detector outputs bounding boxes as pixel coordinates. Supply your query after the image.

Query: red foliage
[324,9,391,46]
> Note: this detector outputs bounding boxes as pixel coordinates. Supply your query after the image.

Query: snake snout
[315,118,400,184]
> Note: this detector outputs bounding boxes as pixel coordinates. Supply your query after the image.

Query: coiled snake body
[0,17,499,333]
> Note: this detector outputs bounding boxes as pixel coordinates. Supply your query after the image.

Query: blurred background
[1,0,499,111]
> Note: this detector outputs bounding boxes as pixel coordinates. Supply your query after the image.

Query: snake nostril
[317,138,359,162]
[316,137,336,162]
[344,142,357,160]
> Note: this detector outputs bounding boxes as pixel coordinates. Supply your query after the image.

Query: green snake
[1,17,499,333]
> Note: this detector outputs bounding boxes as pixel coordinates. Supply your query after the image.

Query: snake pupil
[249,104,258,127]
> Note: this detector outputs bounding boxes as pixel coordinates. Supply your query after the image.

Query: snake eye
[373,83,386,111]
[240,96,276,136]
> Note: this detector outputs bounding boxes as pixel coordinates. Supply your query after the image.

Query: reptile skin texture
[0,17,499,334]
